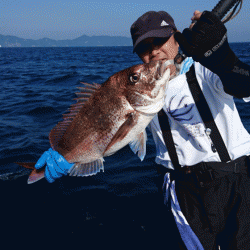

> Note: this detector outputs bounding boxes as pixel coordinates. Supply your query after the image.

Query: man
[130,10,250,250]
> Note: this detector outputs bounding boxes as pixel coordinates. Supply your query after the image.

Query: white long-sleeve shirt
[148,58,250,169]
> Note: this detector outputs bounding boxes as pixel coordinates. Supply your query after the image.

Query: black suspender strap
[158,109,182,170]
[186,65,231,162]
[157,64,231,169]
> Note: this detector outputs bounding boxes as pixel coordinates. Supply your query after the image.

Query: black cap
[130,11,177,53]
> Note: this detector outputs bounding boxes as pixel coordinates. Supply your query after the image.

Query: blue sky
[1,0,249,42]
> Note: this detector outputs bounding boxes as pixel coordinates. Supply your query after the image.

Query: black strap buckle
[194,168,214,188]
[234,163,239,173]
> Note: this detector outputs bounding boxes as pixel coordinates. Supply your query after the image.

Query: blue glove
[35,148,74,183]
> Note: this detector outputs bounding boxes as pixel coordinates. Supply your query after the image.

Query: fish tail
[15,162,45,184]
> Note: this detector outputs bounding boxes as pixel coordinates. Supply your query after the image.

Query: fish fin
[49,82,101,151]
[104,112,138,154]
[27,169,45,184]
[14,162,45,184]
[68,158,104,177]
[74,82,101,103]
[78,82,101,92]
[129,130,147,161]
[15,162,36,170]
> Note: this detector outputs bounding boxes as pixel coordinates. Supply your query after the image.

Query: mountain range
[0,34,133,47]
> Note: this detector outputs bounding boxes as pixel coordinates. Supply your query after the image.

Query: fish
[16,60,172,184]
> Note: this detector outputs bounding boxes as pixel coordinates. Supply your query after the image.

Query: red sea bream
[17,60,172,183]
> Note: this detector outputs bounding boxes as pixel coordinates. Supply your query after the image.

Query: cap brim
[133,28,174,53]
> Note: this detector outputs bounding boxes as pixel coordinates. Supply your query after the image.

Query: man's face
[135,34,179,63]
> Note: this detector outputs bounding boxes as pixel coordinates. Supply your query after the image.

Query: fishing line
[220,0,243,24]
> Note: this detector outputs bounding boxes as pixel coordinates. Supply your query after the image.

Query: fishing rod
[190,0,243,25]
[211,0,243,23]
[175,0,243,63]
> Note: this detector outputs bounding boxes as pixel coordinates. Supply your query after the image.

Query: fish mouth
[157,59,174,79]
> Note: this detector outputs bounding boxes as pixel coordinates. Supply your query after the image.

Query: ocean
[0,46,161,195]
[1,44,250,248]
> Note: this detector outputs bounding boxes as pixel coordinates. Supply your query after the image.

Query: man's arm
[174,10,250,98]
[216,59,250,98]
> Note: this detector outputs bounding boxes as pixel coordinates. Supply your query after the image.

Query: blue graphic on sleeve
[35,148,74,183]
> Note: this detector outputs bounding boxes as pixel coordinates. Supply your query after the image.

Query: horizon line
[0,33,131,41]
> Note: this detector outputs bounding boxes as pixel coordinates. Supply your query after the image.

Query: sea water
[1,43,250,197]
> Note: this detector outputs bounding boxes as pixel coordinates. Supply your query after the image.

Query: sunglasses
[135,37,170,55]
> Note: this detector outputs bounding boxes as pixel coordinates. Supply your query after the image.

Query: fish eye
[129,73,140,84]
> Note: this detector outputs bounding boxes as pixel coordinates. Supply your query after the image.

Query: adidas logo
[161,20,169,26]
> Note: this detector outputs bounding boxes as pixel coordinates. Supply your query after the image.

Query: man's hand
[35,148,74,183]
[189,10,203,29]
[174,10,238,74]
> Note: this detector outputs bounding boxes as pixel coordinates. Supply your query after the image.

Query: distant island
[0,34,133,47]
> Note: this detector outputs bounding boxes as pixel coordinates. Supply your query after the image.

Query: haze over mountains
[0,34,133,47]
